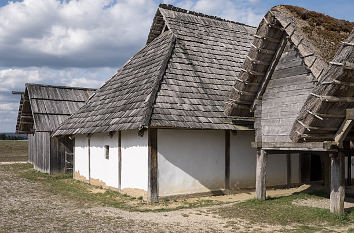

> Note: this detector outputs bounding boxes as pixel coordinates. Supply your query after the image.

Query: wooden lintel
[251,34,288,112]
[334,119,354,147]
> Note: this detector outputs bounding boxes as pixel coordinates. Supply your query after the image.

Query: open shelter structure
[226,5,354,214]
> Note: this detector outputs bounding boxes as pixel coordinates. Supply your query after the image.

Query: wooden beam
[148,128,158,203]
[256,149,267,200]
[88,137,91,183]
[334,119,354,147]
[346,108,354,120]
[118,131,122,191]
[287,153,291,187]
[251,34,288,111]
[225,130,231,190]
[12,91,24,95]
[343,141,352,186]
[330,152,345,215]
[311,93,354,103]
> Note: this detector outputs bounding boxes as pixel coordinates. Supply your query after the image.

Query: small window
[104,145,109,159]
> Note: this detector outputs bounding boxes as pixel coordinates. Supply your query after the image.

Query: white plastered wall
[74,134,89,181]
[121,130,149,192]
[89,133,119,189]
[230,131,300,188]
[157,129,225,197]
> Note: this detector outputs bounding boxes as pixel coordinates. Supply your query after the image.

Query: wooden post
[330,152,345,215]
[256,149,267,200]
[323,154,331,192]
[118,131,122,191]
[344,141,351,186]
[88,135,91,183]
[225,130,231,190]
[286,153,291,187]
[148,128,158,203]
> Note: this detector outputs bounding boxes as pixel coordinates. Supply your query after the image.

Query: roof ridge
[140,32,177,130]
[25,83,96,91]
[158,4,255,28]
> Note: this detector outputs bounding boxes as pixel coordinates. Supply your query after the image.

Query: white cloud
[0,0,157,67]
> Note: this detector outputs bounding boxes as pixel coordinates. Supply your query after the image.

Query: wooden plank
[256,149,267,200]
[225,130,230,190]
[148,128,158,203]
[334,119,354,147]
[286,153,291,186]
[118,131,122,191]
[88,136,91,182]
[344,141,351,186]
[346,108,354,120]
[251,35,287,111]
[330,152,345,215]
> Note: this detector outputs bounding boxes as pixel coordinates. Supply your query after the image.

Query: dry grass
[279,5,354,62]
[0,140,27,161]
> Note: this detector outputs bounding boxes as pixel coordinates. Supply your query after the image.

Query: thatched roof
[53,4,255,136]
[290,29,354,142]
[16,83,95,134]
[225,5,353,117]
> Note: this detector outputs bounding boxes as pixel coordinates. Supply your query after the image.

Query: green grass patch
[3,163,222,212]
[216,193,354,228]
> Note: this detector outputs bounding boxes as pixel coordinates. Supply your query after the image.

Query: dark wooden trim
[88,137,91,182]
[118,131,122,190]
[286,153,291,186]
[73,138,75,179]
[148,128,158,202]
[225,130,230,190]
[344,141,351,185]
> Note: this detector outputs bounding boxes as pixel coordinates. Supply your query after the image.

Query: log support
[225,130,231,190]
[148,128,158,203]
[256,149,267,200]
[330,152,345,215]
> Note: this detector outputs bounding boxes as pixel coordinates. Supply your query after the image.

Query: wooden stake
[330,152,345,215]
[256,149,267,200]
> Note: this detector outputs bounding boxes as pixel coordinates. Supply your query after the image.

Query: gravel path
[0,164,280,233]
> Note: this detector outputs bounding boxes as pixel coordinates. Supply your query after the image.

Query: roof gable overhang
[225,6,332,118]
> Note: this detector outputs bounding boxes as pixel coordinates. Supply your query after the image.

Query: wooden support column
[256,149,267,200]
[323,154,331,192]
[118,131,122,191]
[88,135,91,183]
[330,152,345,215]
[344,141,351,186]
[225,130,231,190]
[286,153,291,187]
[148,128,158,203]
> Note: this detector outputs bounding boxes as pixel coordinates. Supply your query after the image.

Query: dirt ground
[0,163,351,233]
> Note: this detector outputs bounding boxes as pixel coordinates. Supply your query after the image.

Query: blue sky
[0,0,353,132]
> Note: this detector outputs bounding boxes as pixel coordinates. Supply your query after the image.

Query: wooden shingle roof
[16,83,95,133]
[53,4,256,136]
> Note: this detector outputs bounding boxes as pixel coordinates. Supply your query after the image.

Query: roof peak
[158,4,254,28]
[25,83,96,91]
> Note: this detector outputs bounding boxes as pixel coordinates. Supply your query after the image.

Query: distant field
[0,140,28,162]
